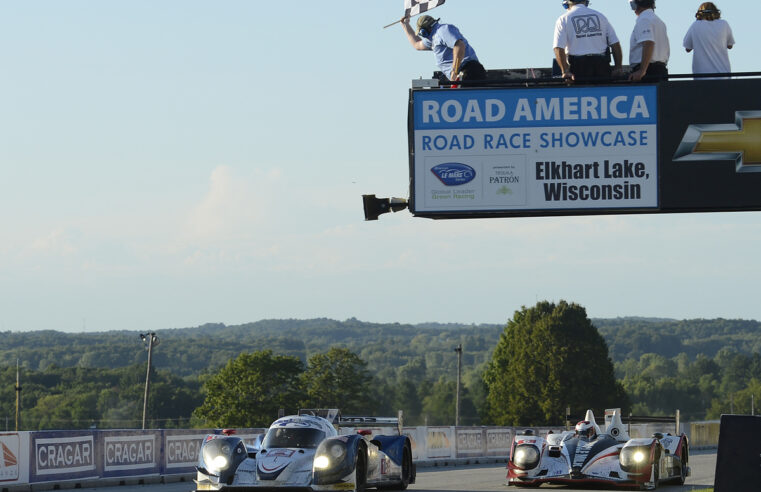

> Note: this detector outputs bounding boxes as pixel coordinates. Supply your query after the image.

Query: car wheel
[676,445,687,485]
[355,449,367,492]
[395,445,413,490]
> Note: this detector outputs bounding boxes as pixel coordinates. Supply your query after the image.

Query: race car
[507,409,689,490]
[194,409,415,491]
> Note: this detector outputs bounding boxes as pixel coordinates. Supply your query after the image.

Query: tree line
[1,305,760,430]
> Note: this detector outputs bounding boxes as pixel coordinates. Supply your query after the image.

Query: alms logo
[431,163,476,186]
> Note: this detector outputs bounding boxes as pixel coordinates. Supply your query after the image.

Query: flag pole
[384,17,406,29]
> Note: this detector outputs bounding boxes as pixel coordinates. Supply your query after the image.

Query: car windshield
[262,428,326,449]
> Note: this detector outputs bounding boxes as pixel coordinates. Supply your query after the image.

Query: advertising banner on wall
[30,432,97,483]
[410,85,658,218]
[164,430,212,474]
[485,428,513,457]
[101,431,160,478]
[0,433,22,483]
[455,428,485,458]
[402,427,426,461]
[425,427,454,459]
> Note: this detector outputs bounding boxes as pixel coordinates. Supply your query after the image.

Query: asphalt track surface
[77,451,716,492]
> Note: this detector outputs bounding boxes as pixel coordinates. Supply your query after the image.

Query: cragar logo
[673,111,761,172]
[431,163,476,186]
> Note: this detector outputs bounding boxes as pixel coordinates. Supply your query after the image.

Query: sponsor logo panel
[0,434,19,482]
[104,435,157,472]
[165,434,207,469]
[413,86,658,215]
[486,429,513,456]
[455,428,485,457]
[33,435,95,477]
[426,427,453,459]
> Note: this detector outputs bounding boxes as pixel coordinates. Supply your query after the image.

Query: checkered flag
[405,0,446,17]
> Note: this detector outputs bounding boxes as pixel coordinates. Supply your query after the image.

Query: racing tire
[396,445,413,490]
[675,444,688,485]
[355,449,367,492]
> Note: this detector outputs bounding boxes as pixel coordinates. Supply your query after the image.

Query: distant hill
[1,317,760,379]
[594,317,761,361]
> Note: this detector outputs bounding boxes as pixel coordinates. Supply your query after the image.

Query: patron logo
[673,111,761,172]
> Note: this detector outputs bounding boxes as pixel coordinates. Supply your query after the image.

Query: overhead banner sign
[408,78,761,219]
[410,86,658,217]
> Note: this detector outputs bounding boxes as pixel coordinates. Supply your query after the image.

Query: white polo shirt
[629,9,670,65]
[553,4,619,56]
[683,19,735,74]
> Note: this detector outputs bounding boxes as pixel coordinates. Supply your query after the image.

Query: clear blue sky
[1,1,759,332]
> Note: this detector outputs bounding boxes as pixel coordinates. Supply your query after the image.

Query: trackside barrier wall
[0,428,264,489]
[689,420,721,448]
[0,424,715,489]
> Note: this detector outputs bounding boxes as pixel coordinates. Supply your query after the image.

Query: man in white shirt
[628,0,670,82]
[683,2,735,76]
[554,0,623,83]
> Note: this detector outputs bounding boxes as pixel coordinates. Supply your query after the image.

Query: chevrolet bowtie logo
[673,111,761,173]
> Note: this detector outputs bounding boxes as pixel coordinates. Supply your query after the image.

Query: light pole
[454,344,462,427]
[15,359,21,431]
[140,332,159,429]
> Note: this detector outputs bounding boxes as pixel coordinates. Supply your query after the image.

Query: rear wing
[298,408,341,423]
[298,409,405,435]
[341,413,404,436]
[566,408,681,435]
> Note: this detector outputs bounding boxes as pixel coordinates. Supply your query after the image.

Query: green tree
[194,350,304,427]
[301,347,373,413]
[421,378,479,426]
[483,300,628,426]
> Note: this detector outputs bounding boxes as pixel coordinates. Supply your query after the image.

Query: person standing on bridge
[683,2,735,77]
[553,0,623,83]
[628,0,670,82]
[400,15,486,84]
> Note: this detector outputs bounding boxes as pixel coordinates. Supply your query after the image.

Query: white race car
[195,409,415,491]
[507,409,689,490]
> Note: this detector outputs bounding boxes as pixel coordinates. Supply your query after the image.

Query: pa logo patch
[573,14,602,35]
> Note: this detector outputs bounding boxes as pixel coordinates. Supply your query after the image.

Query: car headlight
[202,439,243,475]
[314,455,330,470]
[210,455,229,471]
[314,440,348,471]
[512,444,540,470]
[620,445,650,471]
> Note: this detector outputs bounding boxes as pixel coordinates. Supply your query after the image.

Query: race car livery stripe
[585,449,620,468]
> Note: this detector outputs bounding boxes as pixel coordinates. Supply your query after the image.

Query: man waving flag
[398,1,486,85]
[405,0,446,17]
